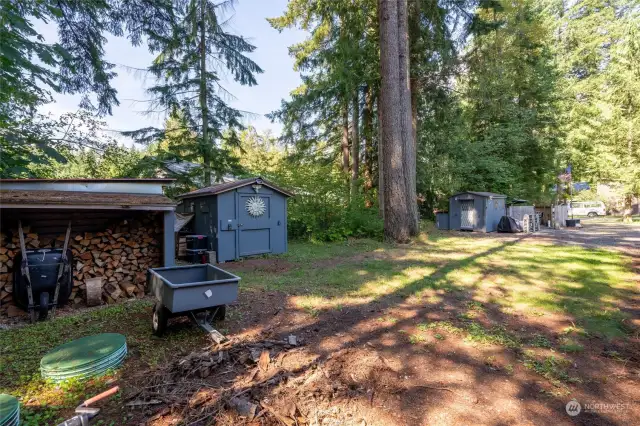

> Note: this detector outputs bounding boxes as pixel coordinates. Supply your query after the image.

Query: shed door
[237,194,272,256]
[460,200,475,230]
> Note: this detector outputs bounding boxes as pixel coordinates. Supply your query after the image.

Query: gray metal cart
[147,264,240,337]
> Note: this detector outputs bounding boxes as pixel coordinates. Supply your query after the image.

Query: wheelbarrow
[147,264,240,337]
[14,220,72,322]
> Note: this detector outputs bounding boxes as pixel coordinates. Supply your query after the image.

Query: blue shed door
[237,193,272,256]
[460,200,475,230]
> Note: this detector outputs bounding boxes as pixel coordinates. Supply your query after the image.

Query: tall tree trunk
[408,0,420,146]
[351,89,360,199]
[624,118,634,223]
[363,84,374,206]
[199,0,211,186]
[377,91,384,218]
[398,0,419,235]
[342,98,350,175]
[378,0,411,242]
[376,4,384,219]
[623,194,633,223]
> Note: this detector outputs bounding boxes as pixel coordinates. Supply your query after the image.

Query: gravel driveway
[535,218,640,253]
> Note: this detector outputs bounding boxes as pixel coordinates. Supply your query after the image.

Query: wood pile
[0,214,162,317]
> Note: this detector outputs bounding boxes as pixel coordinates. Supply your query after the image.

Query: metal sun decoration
[246,196,266,217]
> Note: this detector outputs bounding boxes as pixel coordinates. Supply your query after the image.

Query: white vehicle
[569,201,606,217]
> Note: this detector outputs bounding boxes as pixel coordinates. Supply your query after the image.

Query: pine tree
[461,0,561,199]
[378,0,417,242]
[551,0,640,220]
[125,0,263,186]
[0,0,174,177]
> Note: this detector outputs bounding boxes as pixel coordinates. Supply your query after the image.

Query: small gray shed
[449,191,506,232]
[176,177,292,262]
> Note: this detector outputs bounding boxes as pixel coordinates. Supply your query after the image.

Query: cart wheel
[152,302,169,336]
[212,305,226,321]
[39,292,49,321]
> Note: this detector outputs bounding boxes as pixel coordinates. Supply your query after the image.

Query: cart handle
[81,386,120,407]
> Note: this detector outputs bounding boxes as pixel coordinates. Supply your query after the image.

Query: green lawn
[242,231,636,338]
[0,302,207,425]
[0,229,636,424]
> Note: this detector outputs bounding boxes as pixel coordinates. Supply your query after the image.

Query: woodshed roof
[0,190,175,210]
[0,178,174,183]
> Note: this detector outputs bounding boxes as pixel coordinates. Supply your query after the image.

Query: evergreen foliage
[123,0,263,186]
[0,0,173,176]
[2,0,639,237]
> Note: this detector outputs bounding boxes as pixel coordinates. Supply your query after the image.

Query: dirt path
[111,284,639,426]
[116,226,640,425]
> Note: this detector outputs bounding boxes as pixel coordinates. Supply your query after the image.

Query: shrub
[257,161,383,241]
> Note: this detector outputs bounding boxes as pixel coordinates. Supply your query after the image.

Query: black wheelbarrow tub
[13,248,73,310]
[148,264,240,314]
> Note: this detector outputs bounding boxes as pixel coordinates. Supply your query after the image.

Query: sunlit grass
[245,233,636,338]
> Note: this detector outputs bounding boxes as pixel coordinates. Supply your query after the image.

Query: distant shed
[449,191,506,232]
[176,177,292,263]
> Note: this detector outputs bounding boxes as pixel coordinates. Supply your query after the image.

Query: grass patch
[0,301,206,423]
[409,333,427,344]
[464,322,521,348]
[521,351,579,387]
[559,338,584,353]
[2,232,636,422]
[378,315,398,324]
[245,235,636,339]
[422,321,464,335]
[529,334,552,348]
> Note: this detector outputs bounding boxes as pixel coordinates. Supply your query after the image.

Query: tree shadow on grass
[8,235,639,425]
[162,237,640,425]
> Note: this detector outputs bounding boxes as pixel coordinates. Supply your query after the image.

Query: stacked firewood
[0,214,162,317]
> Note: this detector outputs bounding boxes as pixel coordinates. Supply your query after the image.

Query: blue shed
[449,191,506,232]
[176,177,292,262]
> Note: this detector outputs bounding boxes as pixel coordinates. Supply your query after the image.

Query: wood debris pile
[128,339,401,426]
[127,336,304,425]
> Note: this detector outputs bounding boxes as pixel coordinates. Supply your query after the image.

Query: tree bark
[351,89,360,199]
[363,84,374,206]
[398,0,419,235]
[342,98,350,175]
[378,0,411,242]
[377,91,384,218]
[623,116,634,223]
[199,0,211,186]
[408,0,420,146]
[623,194,633,223]
[376,4,384,219]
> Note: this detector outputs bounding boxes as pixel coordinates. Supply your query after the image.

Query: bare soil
[97,284,640,426]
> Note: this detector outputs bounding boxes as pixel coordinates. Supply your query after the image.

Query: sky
[37,0,307,146]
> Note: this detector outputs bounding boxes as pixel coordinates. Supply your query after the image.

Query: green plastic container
[40,333,127,382]
[0,394,20,426]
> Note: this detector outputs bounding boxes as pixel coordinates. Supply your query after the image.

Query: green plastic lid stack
[0,394,20,426]
[40,333,127,383]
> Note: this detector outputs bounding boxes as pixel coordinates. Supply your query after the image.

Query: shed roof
[177,177,294,199]
[0,190,175,210]
[451,191,507,199]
